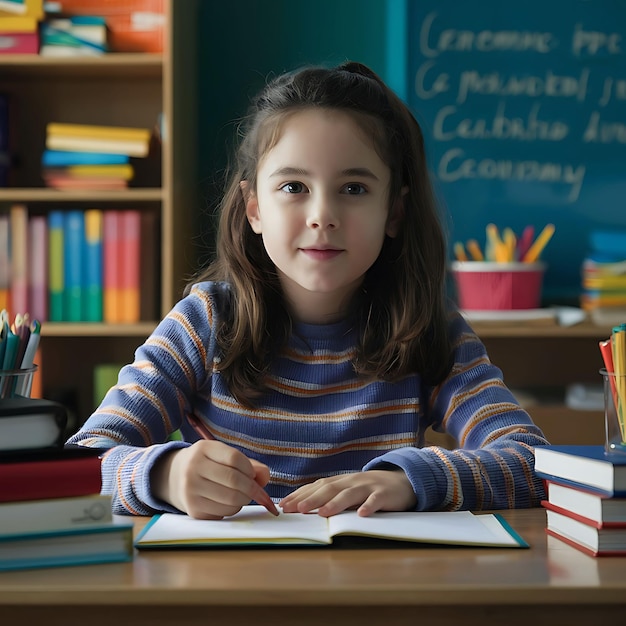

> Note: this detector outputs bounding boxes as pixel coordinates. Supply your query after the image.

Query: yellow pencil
[522,224,555,263]
[503,228,517,262]
[466,239,484,261]
[454,241,468,262]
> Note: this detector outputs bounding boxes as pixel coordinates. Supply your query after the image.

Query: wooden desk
[1,508,625,626]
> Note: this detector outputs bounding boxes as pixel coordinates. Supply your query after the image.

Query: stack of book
[43,122,151,190]
[535,445,626,556]
[0,443,133,571]
[0,0,44,54]
[580,231,626,326]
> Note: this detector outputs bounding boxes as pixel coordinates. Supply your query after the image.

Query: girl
[68,61,548,519]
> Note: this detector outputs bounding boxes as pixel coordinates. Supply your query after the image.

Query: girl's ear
[385,186,408,238]
[241,180,262,234]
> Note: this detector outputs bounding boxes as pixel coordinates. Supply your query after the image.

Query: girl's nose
[306,196,339,230]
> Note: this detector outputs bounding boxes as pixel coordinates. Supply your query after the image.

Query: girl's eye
[280,182,305,194]
[342,183,367,195]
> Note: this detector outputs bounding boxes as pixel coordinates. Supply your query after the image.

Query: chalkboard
[391,0,626,304]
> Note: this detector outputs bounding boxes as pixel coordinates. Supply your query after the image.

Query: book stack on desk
[0,446,133,571]
[535,445,626,556]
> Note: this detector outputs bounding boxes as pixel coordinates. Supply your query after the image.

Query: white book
[135,506,527,549]
[0,494,113,535]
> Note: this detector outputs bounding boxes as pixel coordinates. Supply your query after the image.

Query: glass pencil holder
[600,368,626,457]
[0,365,38,400]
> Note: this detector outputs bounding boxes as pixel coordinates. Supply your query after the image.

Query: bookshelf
[0,1,199,427]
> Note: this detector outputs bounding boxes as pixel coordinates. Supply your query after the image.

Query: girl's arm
[362,315,550,511]
[66,283,219,515]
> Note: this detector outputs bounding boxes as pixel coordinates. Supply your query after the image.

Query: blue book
[42,150,129,167]
[0,523,133,572]
[63,210,84,322]
[535,445,626,497]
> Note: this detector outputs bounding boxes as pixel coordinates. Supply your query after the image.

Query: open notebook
[134,506,528,549]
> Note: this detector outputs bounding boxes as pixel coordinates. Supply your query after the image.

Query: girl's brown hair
[190,61,453,406]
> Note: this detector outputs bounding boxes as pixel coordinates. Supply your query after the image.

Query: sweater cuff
[363,448,449,511]
[119,440,191,515]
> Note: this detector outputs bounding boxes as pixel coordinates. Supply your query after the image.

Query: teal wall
[195,0,390,257]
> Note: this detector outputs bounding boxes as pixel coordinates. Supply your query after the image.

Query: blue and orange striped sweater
[68,281,549,515]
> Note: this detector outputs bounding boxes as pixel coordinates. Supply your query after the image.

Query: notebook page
[137,506,332,545]
[327,510,522,547]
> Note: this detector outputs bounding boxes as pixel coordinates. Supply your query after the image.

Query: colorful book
[0,213,8,311]
[42,149,129,167]
[0,0,43,19]
[135,506,529,550]
[40,16,107,57]
[0,522,133,571]
[546,509,626,557]
[0,15,37,30]
[103,211,121,323]
[534,445,626,497]
[47,210,64,322]
[46,123,151,157]
[63,210,84,322]
[46,164,134,180]
[27,215,47,322]
[542,481,626,529]
[83,209,103,322]
[0,30,38,53]
[0,493,113,535]
[0,447,102,503]
[8,203,27,317]
[118,210,140,323]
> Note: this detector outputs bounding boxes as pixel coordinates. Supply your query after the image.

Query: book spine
[9,203,28,316]
[0,456,102,503]
[103,210,120,323]
[0,213,8,311]
[47,210,64,322]
[118,210,140,323]
[42,149,129,167]
[0,32,39,53]
[27,215,47,322]
[63,210,84,322]
[83,209,103,322]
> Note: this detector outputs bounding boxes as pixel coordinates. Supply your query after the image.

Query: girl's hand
[152,441,271,519]
[279,470,416,517]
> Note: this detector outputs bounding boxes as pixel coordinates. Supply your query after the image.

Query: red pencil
[186,413,279,516]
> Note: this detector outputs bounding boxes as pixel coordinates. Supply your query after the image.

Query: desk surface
[1,508,625,626]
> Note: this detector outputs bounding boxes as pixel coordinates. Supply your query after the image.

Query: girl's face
[245,108,401,324]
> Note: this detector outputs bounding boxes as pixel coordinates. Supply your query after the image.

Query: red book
[0,448,102,503]
[542,480,626,529]
[0,32,39,54]
[545,508,626,557]
[118,210,140,323]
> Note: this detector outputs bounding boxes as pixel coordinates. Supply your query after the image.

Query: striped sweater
[67,281,549,516]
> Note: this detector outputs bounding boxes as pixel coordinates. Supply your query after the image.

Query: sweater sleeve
[363,314,550,511]
[66,283,221,515]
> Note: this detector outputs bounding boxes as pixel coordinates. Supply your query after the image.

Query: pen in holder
[0,365,38,400]
[600,368,626,457]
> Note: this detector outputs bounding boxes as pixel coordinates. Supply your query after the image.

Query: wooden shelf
[0,1,198,424]
[470,321,611,339]
[0,189,163,202]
